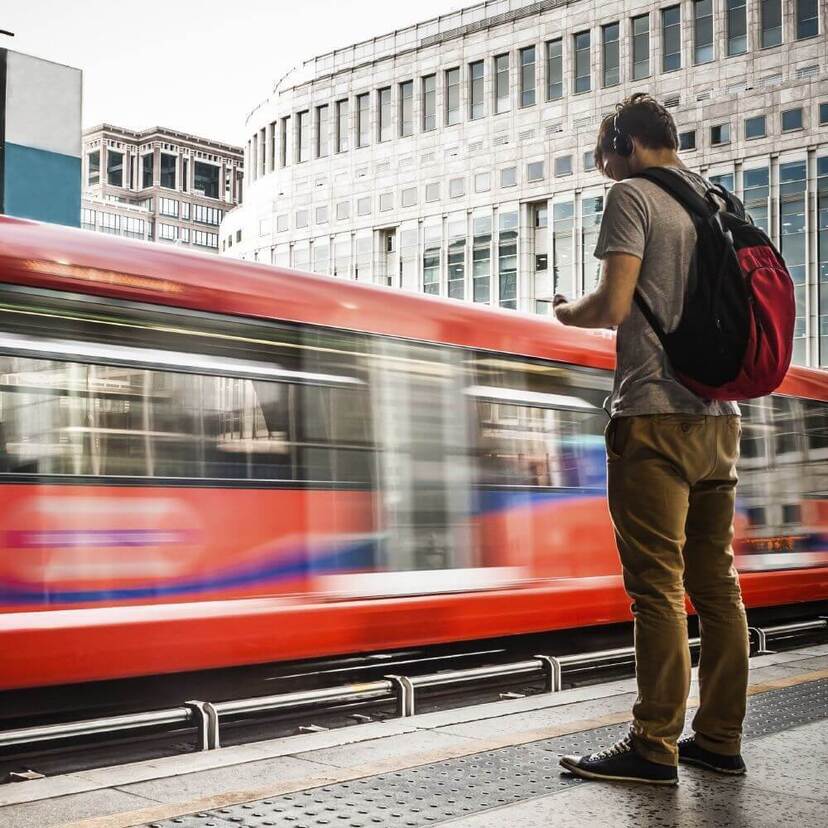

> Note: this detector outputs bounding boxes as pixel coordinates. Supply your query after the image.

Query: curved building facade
[222,0,828,366]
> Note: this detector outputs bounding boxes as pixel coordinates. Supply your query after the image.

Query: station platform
[1,643,826,828]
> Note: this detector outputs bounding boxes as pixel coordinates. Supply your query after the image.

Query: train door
[320,336,518,597]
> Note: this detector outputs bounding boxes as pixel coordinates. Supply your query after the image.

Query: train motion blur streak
[0,215,826,690]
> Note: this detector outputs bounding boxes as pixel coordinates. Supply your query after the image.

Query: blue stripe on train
[0,540,378,605]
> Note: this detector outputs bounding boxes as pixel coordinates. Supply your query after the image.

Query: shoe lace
[590,734,633,762]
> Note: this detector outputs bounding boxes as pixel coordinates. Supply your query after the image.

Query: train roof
[0,216,825,400]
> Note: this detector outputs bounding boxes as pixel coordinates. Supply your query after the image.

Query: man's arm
[553,252,642,329]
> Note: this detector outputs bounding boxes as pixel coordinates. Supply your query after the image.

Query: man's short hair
[594,93,679,174]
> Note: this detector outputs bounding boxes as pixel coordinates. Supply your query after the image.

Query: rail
[1,617,824,755]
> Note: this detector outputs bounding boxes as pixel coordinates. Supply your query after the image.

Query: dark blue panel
[4,141,80,227]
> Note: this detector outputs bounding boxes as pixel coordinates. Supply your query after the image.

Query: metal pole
[385,675,416,717]
[186,700,220,750]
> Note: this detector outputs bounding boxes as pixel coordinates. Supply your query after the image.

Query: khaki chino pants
[606,414,750,766]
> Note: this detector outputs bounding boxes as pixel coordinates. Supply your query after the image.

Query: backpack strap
[628,168,717,343]
[632,167,719,220]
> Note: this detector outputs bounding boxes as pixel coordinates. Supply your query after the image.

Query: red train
[0,216,826,690]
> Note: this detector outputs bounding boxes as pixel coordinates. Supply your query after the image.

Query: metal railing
[1,617,824,754]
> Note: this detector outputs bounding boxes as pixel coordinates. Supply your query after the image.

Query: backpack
[631,167,795,401]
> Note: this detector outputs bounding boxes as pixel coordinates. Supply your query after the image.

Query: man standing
[555,93,749,785]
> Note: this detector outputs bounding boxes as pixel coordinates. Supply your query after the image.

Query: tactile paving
[144,678,828,828]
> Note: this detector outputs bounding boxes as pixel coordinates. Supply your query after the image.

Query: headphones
[612,112,634,157]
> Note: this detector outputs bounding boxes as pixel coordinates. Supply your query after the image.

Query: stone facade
[221,0,828,366]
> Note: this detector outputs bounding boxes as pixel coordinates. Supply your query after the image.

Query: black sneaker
[559,734,678,785]
[678,736,746,775]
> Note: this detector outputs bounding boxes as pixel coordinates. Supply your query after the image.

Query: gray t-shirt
[593,166,739,417]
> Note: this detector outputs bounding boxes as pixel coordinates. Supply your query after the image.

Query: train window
[803,399,828,451]
[736,399,766,462]
[772,396,804,459]
[0,304,375,486]
[470,354,610,489]
[782,504,802,525]
[746,506,766,527]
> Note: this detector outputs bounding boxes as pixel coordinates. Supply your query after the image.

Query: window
[379,192,393,212]
[546,39,563,100]
[422,75,436,131]
[679,130,696,150]
[761,0,783,47]
[583,150,596,171]
[87,150,100,186]
[581,195,605,289]
[399,81,414,136]
[745,115,766,139]
[520,46,536,107]
[401,187,417,208]
[632,14,650,80]
[475,172,491,192]
[336,100,349,152]
[727,0,748,55]
[159,197,178,217]
[335,201,350,220]
[425,182,440,202]
[602,23,620,87]
[141,153,153,188]
[159,152,176,189]
[297,110,310,162]
[191,204,221,225]
[378,88,392,142]
[296,209,309,229]
[694,0,714,64]
[780,161,808,363]
[449,177,465,198]
[472,212,492,303]
[277,213,289,232]
[552,201,574,294]
[555,155,573,177]
[494,54,510,113]
[192,230,219,249]
[445,68,461,125]
[447,215,466,300]
[316,205,328,224]
[316,105,330,157]
[527,161,545,182]
[498,210,518,309]
[500,166,517,188]
[357,196,372,216]
[797,0,818,39]
[107,150,124,187]
[782,108,804,131]
[470,61,485,119]
[711,123,731,145]
[821,103,828,124]
[662,6,681,72]
[159,223,178,241]
[357,94,370,147]
[280,117,290,166]
[423,222,441,295]
[194,162,219,199]
[574,31,591,93]
[744,166,770,233]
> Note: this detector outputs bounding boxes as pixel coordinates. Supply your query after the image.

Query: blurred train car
[0,216,826,689]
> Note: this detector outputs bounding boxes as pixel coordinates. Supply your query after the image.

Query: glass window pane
[520,46,536,107]
[495,54,510,113]
[399,81,413,137]
[546,39,563,100]
[662,6,682,71]
[694,0,715,64]
[470,61,485,119]
[574,32,591,93]
[727,0,748,55]
[602,24,620,87]
[632,15,650,80]
[422,75,436,131]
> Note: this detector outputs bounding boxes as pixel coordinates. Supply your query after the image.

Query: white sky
[3,0,465,147]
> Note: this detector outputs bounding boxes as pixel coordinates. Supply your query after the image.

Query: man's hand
[552,294,569,323]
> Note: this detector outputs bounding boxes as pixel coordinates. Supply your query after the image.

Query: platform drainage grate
[145,678,828,827]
